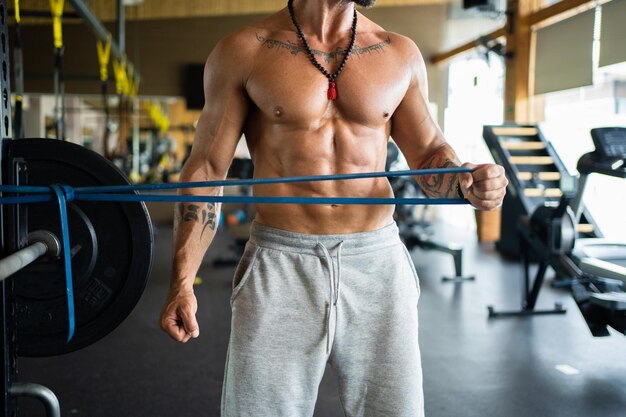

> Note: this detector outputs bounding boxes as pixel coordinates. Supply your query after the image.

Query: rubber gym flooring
[16,218,626,417]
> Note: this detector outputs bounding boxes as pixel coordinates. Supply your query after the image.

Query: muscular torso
[240,15,413,233]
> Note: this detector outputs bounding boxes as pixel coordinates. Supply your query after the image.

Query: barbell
[2,138,154,357]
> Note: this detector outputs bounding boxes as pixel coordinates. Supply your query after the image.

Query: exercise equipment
[483,124,599,258]
[0,2,144,415]
[3,138,154,356]
[487,126,626,336]
[0,230,59,280]
[1,138,153,416]
[570,127,626,330]
[11,0,23,139]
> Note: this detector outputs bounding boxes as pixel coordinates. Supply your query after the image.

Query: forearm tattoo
[176,202,218,237]
[255,33,391,62]
[415,153,459,199]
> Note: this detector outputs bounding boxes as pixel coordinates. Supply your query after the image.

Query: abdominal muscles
[247,120,396,234]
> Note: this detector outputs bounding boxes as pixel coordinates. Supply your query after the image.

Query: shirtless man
[160,0,508,415]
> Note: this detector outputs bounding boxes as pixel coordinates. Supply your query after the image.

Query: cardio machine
[570,128,626,324]
[489,127,626,336]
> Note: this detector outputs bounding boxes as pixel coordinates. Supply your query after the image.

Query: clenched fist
[160,288,200,343]
[458,163,508,211]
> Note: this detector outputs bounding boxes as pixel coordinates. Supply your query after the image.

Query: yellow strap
[128,78,136,98]
[49,0,64,17]
[14,0,21,24]
[160,116,170,134]
[50,0,65,49]
[128,66,141,98]
[112,59,121,94]
[148,103,170,134]
[148,104,156,127]
[96,35,112,82]
[126,63,134,96]
[113,57,128,96]
[131,74,141,98]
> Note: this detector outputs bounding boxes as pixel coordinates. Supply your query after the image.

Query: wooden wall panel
[16,0,449,22]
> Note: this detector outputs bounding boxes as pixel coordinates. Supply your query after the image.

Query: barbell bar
[0,230,60,281]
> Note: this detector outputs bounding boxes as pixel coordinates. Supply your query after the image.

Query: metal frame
[0,0,14,414]
[487,216,569,318]
[0,3,142,415]
[68,0,132,64]
[404,233,475,283]
[1,0,62,415]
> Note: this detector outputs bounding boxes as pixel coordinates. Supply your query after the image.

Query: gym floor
[16,218,626,417]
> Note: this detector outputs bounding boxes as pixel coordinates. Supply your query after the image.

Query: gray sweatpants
[222,222,424,417]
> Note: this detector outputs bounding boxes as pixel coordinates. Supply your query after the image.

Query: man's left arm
[390,39,507,210]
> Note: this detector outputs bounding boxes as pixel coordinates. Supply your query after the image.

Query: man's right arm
[160,34,253,343]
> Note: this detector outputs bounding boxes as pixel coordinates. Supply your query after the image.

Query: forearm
[170,157,226,291]
[413,143,462,198]
[171,194,222,291]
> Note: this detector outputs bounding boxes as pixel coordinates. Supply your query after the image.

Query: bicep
[183,44,251,182]
[390,47,449,169]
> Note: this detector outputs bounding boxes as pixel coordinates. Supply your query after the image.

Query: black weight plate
[4,138,153,357]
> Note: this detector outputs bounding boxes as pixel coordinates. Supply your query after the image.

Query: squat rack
[1,1,139,415]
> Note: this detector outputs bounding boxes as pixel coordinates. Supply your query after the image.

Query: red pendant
[327,82,337,100]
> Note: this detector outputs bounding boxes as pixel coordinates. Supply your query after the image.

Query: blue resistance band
[49,184,76,343]
[0,167,473,343]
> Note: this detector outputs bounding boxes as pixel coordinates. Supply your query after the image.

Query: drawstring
[335,242,343,305]
[317,243,333,354]
[317,241,344,355]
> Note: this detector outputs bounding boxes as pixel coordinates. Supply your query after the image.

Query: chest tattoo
[255,33,391,63]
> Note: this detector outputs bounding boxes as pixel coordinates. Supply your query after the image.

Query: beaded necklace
[287,0,358,100]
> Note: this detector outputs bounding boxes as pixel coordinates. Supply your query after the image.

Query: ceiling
[16,0,450,22]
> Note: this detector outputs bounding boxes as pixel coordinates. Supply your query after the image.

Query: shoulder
[357,15,427,94]
[210,9,292,59]
[387,32,422,57]
[357,14,424,67]
[205,11,291,79]
[207,27,260,66]
[387,32,425,82]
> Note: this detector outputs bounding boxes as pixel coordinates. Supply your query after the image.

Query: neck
[290,0,355,43]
